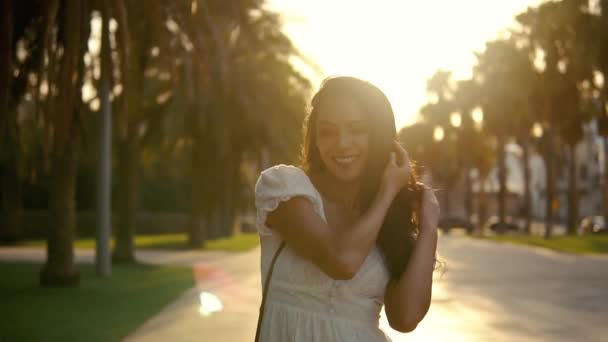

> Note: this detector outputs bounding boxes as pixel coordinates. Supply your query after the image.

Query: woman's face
[315,96,370,183]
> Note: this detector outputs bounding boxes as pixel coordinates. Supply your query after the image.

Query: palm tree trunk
[522,140,532,234]
[497,134,507,224]
[464,163,473,223]
[567,144,579,235]
[220,151,241,237]
[604,136,608,229]
[40,144,80,286]
[600,0,608,230]
[544,130,555,239]
[0,0,19,244]
[478,175,488,235]
[207,155,222,240]
[114,6,150,260]
[219,156,233,238]
[1,161,22,243]
[40,0,84,287]
[0,0,12,139]
[443,185,451,218]
[113,137,139,262]
[189,134,207,248]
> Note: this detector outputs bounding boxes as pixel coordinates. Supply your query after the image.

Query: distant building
[440,120,604,224]
[534,121,604,221]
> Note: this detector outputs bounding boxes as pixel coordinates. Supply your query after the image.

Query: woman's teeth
[333,155,358,164]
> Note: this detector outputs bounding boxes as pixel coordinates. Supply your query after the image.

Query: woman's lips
[333,154,359,166]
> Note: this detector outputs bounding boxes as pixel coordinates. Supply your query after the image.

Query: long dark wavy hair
[300,76,424,280]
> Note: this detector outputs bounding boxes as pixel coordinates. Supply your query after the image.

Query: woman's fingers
[393,141,410,168]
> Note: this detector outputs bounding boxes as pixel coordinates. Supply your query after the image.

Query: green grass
[21,232,260,252]
[0,261,194,342]
[479,234,608,255]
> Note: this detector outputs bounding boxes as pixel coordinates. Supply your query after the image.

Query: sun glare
[269,0,542,129]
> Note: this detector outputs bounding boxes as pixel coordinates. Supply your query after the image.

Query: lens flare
[199,291,224,317]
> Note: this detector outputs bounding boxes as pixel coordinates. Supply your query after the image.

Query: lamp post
[470,108,484,229]
[434,126,445,217]
[96,8,112,276]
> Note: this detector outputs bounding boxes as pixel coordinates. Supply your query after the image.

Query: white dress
[255,164,393,342]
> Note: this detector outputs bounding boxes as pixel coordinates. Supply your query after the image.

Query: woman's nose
[337,130,353,148]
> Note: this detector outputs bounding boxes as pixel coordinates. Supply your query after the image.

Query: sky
[268,0,542,129]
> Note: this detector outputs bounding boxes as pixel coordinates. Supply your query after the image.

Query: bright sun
[268,0,542,129]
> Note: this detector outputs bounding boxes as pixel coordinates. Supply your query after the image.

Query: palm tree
[167,1,312,247]
[597,0,608,226]
[39,1,90,286]
[506,43,537,235]
[471,129,496,234]
[474,39,530,227]
[517,0,598,236]
[0,0,19,243]
[452,79,480,222]
[0,0,48,243]
[111,0,168,263]
[420,70,461,216]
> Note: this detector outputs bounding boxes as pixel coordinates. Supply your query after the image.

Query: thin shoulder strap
[254,240,286,342]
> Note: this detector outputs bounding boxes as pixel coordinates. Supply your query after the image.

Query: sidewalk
[0,246,230,266]
[125,247,262,341]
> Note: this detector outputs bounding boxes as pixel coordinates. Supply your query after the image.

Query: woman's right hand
[381,141,411,196]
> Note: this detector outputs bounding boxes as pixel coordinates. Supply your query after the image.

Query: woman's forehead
[317,97,366,123]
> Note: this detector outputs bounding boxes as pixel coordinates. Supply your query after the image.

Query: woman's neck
[312,170,360,210]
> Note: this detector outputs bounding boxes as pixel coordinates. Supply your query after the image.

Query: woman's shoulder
[255,164,318,197]
[257,164,308,183]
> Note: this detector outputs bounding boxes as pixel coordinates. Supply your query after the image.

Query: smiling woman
[307,85,371,184]
[254,76,440,341]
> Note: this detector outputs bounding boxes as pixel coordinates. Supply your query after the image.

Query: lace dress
[255,164,393,341]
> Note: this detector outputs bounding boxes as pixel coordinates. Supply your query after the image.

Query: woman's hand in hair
[417,183,440,233]
[381,141,410,196]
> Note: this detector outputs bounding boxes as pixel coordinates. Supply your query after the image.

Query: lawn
[21,232,260,252]
[480,234,608,255]
[0,261,193,342]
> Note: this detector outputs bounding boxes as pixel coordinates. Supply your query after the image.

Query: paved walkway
[0,246,229,266]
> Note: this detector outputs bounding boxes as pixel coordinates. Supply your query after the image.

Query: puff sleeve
[254,164,323,237]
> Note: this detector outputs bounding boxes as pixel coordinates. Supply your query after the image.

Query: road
[395,233,608,341]
[4,234,604,341]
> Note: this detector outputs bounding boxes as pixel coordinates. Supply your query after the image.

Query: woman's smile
[333,154,360,165]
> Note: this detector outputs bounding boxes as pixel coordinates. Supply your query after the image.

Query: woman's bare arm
[384,186,440,332]
[266,143,410,280]
[266,184,398,280]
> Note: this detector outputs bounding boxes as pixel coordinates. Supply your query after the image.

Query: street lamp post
[434,126,445,218]
[96,8,112,276]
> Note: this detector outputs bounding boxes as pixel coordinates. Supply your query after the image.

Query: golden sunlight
[269,0,542,129]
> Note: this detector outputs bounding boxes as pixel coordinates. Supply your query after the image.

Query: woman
[255,76,440,341]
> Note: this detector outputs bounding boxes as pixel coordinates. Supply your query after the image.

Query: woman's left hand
[417,183,440,234]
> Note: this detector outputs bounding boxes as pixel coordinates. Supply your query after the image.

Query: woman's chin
[327,164,363,183]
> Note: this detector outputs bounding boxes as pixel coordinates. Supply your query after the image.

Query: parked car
[578,216,607,235]
[484,216,520,234]
[438,217,474,235]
